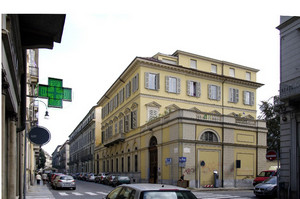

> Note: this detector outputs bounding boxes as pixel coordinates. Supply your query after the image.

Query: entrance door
[199,150,220,186]
[149,136,158,183]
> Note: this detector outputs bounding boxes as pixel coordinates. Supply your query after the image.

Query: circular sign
[28,126,51,145]
[266,150,277,161]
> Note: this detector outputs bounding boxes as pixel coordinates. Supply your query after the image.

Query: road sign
[165,158,172,165]
[266,150,277,161]
[38,77,72,108]
[28,126,51,145]
[179,157,186,163]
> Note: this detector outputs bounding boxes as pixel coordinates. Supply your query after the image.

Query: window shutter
[156,74,160,90]
[165,76,170,92]
[145,72,149,89]
[243,91,247,105]
[176,78,181,94]
[235,89,239,103]
[187,81,191,96]
[217,86,221,101]
[229,88,233,102]
[208,84,212,99]
[136,73,139,91]
[196,82,201,97]
[250,92,254,105]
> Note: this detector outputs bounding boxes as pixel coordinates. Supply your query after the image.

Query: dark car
[104,174,118,186]
[104,183,197,199]
[254,176,277,198]
[111,176,131,187]
[253,170,277,186]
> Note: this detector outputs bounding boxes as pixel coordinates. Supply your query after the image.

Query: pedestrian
[42,173,48,185]
[179,174,184,181]
[36,173,42,185]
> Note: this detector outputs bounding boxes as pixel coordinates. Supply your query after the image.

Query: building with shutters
[94,50,267,188]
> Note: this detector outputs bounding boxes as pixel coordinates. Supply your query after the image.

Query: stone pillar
[8,116,17,199]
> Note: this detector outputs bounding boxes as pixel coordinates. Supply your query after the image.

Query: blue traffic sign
[179,157,186,163]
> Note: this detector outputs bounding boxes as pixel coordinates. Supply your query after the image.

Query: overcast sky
[2,0,299,155]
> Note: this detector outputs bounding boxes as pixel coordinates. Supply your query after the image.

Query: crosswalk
[58,191,108,196]
[57,191,252,199]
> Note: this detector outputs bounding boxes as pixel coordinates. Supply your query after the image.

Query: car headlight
[266,186,275,191]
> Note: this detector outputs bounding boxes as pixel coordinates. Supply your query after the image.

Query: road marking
[97,192,108,195]
[85,192,98,195]
[58,192,69,196]
[72,192,83,195]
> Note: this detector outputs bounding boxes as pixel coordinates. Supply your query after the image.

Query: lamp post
[23,99,49,199]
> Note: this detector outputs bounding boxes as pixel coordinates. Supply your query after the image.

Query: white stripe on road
[72,192,83,195]
[58,192,69,196]
[97,191,108,195]
[85,192,98,195]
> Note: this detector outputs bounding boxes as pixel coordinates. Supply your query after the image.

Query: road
[49,180,258,199]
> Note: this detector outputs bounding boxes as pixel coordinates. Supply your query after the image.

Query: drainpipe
[17,72,26,133]
[221,62,225,187]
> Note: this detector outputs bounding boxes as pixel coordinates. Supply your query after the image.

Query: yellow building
[95,50,267,188]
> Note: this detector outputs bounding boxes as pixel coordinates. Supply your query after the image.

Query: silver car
[104,183,197,199]
[52,175,76,190]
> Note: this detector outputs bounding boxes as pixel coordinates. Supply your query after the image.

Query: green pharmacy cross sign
[38,78,72,108]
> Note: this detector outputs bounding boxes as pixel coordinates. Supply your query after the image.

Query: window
[148,107,159,121]
[115,122,118,134]
[119,119,124,134]
[125,81,131,99]
[128,156,131,172]
[135,154,138,172]
[121,157,124,172]
[243,91,254,105]
[113,94,118,108]
[246,72,251,81]
[116,158,119,172]
[187,80,201,97]
[119,88,124,104]
[124,114,130,133]
[145,72,160,90]
[229,68,235,77]
[211,64,217,73]
[111,159,114,172]
[108,125,113,138]
[201,131,218,142]
[132,73,139,93]
[131,110,137,129]
[166,76,180,93]
[229,88,239,103]
[190,59,197,69]
[208,84,221,100]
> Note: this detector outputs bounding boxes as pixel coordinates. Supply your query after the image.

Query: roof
[120,183,189,191]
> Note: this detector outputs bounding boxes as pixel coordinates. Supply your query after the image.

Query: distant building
[277,16,300,199]
[68,105,101,173]
[52,145,61,170]
[59,140,70,173]
[95,50,267,188]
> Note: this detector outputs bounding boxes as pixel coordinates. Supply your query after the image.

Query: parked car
[111,176,131,187]
[104,183,197,199]
[50,173,64,186]
[254,176,277,198]
[52,175,76,190]
[253,170,277,186]
[87,173,96,182]
[95,173,108,183]
[104,174,118,186]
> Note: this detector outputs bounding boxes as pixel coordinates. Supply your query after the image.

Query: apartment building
[68,105,101,173]
[94,50,267,188]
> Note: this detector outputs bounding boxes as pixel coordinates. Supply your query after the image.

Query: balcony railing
[103,132,125,147]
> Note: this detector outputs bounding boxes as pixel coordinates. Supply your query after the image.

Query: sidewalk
[26,182,55,199]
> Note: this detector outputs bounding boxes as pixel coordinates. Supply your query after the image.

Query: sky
[2,0,300,155]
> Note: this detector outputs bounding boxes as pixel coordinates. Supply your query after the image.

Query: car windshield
[119,177,129,180]
[142,191,197,199]
[61,176,74,180]
[264,177,277,184]
[257,171,274,177]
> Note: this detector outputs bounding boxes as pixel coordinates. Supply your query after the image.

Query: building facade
[52,145,61,170]
[95,50,267,188]
[277,16,300,199]
[68,105,101,174]
[58,140,70,173]
[2,14,65,199]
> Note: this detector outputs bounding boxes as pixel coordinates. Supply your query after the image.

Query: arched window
[200,131,218,142]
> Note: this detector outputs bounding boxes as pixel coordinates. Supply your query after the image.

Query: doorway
[149,136,158,183]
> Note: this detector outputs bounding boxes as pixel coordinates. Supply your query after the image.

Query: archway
[149,136,158,183]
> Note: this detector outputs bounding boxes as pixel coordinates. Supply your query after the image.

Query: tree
[259,96,280,152]
[37,148,46,169]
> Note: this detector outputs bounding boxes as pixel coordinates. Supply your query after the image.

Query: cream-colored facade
[95,50,267,188]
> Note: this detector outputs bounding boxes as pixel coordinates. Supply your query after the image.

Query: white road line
[58,192,69,196]
[97,191,109,195]
[72,192,83,196]
[85,192,98,195]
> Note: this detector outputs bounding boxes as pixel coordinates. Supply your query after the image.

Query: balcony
[104,133,125,147]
